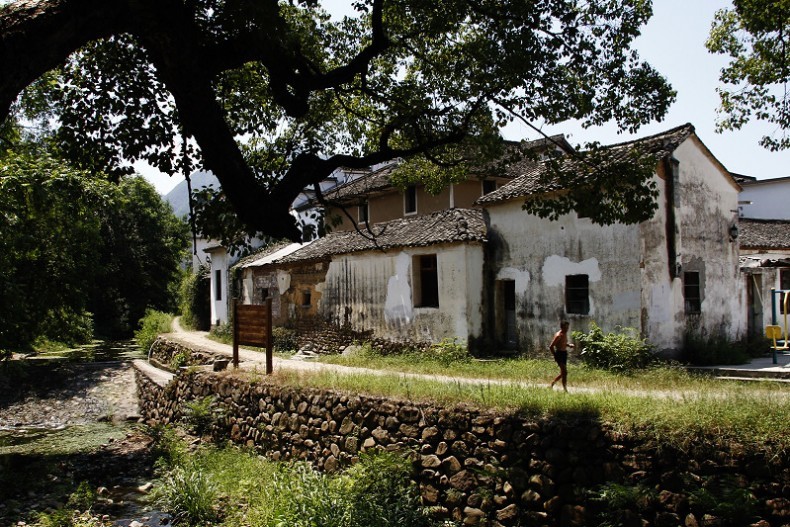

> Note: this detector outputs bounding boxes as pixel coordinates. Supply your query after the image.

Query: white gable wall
[739,178,790,220]
[669,138,744,346]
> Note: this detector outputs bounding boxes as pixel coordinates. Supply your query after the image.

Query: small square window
[565,274,589,315]
[684,272,701,314]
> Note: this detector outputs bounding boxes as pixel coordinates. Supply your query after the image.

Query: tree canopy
[707,0,790,150]
[2,0,675,240]
[0,147,189,351]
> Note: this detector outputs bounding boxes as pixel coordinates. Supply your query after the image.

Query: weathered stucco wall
[320,244,485,345]
[486,138,745,354]
[134,346,790,527]
[667,138,744,346]
[486,201,642,352]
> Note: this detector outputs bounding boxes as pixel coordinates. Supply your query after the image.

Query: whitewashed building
[479,124,744,354]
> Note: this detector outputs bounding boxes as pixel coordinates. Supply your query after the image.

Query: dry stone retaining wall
[136,339,790,527]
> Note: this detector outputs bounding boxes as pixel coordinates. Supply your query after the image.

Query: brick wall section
[136,339,790,527]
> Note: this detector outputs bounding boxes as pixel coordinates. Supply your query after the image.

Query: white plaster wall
[670,138,745,345]
[319,243,484,344]
[209,250,230,326]
[486,200,642,351]
[739,179,790,220]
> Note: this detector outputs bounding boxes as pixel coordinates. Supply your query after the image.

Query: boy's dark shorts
[554,350,568,366]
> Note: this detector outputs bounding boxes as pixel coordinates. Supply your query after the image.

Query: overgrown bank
[136,338,790,526]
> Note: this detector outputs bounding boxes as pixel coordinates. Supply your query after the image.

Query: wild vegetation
[0,149,189,355]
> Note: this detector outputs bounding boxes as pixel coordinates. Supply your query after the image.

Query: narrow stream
[0,340,170,526]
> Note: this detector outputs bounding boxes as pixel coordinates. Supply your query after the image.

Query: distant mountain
[164,171,220,219]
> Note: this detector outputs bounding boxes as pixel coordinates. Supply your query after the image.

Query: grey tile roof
[739,219,790,249]
[242,208,487,268]
[231,240,296,270]
[321,165,396,202]
[476,123,696,205]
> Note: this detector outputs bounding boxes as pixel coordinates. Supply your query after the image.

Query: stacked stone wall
[135,342,790,527]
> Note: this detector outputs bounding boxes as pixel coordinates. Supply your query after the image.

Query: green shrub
[134,309,173,352]
[40,308,94,347]
[169,350,190,370]
[66,481,96,511]
[573,322,658,373]
[209,322,233,344]
[682,332,752,365]
[688,476,758,526]
[158,464,218,526]
[179,267,211,331]
[183,396,216,436]
[587,482,656,527]
[272,326,298,352]
[427,338,471,366]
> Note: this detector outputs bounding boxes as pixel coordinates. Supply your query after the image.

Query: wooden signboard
[233,298,273,374]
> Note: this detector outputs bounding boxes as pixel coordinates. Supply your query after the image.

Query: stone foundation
[136,339,790,527]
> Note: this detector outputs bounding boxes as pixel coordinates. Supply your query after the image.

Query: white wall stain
[276,270,291,295]
[542,255,602,287]
[384,252,413,327]
[496,267,531,295]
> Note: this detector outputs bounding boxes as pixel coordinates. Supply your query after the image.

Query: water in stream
[0,340,169,526]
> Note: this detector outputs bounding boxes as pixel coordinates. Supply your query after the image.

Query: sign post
[233,298,273,374]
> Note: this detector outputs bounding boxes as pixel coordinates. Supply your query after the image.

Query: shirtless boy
[549,320,574,392]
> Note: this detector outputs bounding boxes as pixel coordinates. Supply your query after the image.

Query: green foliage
[209,322,233,344]
[707,1,790,150]
[573,322,658,373]
[427,338,471,366]
[134,309,173,353]
[158,464,219,526]
[90,176,189,336]
[272,326,298,353]
[13,0,674,240]
[688,476,758,526]
[682,332,752,366]
[0,151,188,350]
[169,350,190,370]
[178,267,211,331]
[149,425,189,469]
[0,152,106,350]
[66,481,96,512]
[183,396,216,436]
[588,483,656,527]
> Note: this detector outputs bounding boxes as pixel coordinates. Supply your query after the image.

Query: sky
[141,0,790,195]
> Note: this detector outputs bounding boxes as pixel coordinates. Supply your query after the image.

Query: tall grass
[153,437,442,527]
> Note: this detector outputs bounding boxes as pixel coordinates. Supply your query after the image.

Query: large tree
[1,0,675,240]
[707,0,790,150]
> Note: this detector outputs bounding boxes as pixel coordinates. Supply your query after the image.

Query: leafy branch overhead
[707,0,790,150]
[1,0,675,240]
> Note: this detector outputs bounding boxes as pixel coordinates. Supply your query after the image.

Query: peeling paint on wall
[496,267,531,295]
[542,255,602,287]
[276,270,291,295]
[384,252,414,328]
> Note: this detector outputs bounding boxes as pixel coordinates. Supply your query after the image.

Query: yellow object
[766,325,782,340]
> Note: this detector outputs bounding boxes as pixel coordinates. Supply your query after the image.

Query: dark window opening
[781,269,790,290]
[260,288,269,302]
[565,274,589,315]
[482,180,497,195]
[215,270,222,301]
[684,271,702,314]
[358,201,369,223]
[405,185,417,214]
[414,254,439,308]
[302,289,312,307]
